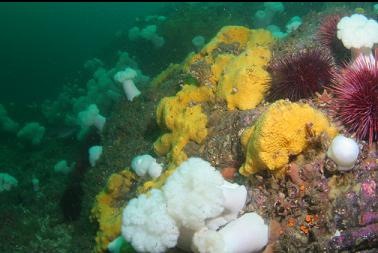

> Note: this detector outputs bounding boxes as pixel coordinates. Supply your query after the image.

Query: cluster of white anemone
[120,157,269,253]
[337,13,378,61]
[128,25,165,48]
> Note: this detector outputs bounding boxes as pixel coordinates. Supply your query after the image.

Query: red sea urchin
[267,48,336,101]
[332,57,378,145]
[316,14,350,64]
[317,14,341,49]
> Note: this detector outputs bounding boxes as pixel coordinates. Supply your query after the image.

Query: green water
[0,2,329,106]
[0,2,166,104]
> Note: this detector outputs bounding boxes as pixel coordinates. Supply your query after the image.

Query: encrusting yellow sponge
[91,169,136,253]
[240,100,338,176]
[201,26,251,56]
[216,47,272,110]
[154,85,211,165]
[215,29,274,111]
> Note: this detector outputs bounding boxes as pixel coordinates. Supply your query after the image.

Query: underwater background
[0,2,377,253]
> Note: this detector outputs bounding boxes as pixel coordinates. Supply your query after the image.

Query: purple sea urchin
[331,57,378,145]
[267,48,336,101]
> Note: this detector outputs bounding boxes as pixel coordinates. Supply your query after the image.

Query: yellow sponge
[154,85,211,165]
[217,47,272,110]
[240,100,338,176]
[91,170,136,253]
[201,26,251,56]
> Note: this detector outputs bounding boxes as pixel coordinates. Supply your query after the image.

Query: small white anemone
[88,145,103,167]
[0,104,19,133]
[17,122,45,145]
[267,25,288,39]
[254,2,285,28]
[151,34,165,48]
[128,26,140,41]
[0,173,18,192]
[254,10,270,28]
[264,2,285,13]
[286,16,302,33]
[78,104,106,133]
[53,160,73,175]
[327,135,359,171]
[114,67,141,101]
[131,154,163,178]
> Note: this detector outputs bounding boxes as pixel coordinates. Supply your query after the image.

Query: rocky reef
[86,4,378,253]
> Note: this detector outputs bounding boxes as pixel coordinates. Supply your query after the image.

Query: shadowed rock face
[184,106,263,171]
[60,182,83,221]
[61,131,100,221]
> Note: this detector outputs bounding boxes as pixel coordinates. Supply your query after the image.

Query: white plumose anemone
[121,189,179,253]
[337,14,378,61]
[192,212,269,253]
[114,67,141,101]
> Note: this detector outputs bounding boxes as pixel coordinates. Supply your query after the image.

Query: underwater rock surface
[0,2,377,253]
